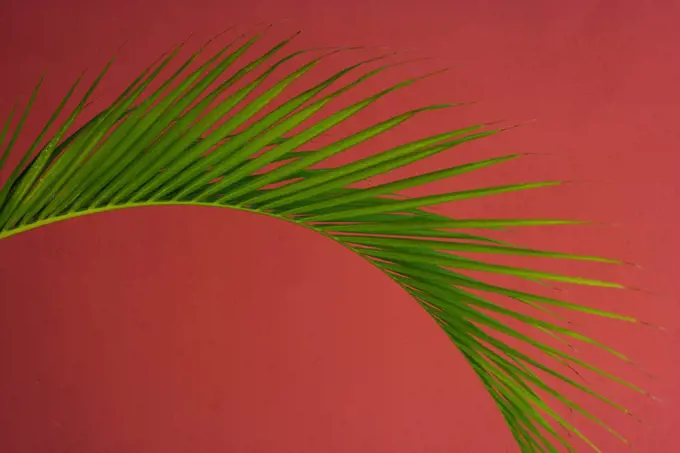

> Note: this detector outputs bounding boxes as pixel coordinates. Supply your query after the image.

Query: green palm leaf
[0,29,642,452]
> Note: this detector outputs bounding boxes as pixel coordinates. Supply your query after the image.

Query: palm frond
[0,28,642,452]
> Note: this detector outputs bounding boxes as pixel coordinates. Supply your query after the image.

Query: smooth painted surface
[1,1,678,452]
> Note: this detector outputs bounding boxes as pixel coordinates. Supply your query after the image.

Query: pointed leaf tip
[499,120,536,132]
[115,39,129,56]
[623,260,643,269]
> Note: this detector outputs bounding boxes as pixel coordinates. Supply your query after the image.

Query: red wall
[1,1,679,452]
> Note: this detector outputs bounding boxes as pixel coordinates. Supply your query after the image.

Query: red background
[1,1,679,452]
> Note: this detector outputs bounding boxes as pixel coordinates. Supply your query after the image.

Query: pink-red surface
[1,1,679,452]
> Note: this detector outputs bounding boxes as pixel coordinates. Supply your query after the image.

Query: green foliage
[0,29,642,452]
